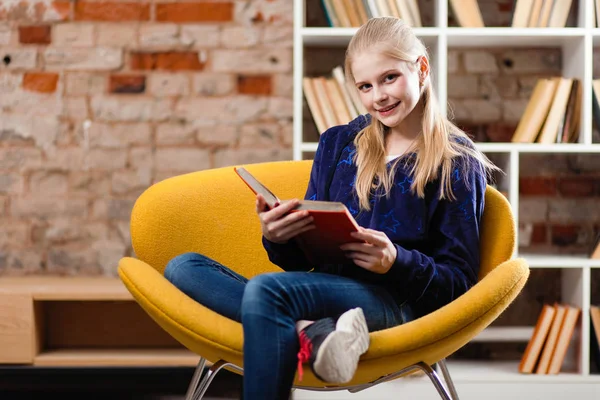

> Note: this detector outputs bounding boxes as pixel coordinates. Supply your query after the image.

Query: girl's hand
[339,228,397,274]
[256,194,315,244]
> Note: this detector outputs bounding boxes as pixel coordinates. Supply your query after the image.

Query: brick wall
[0,0,293,275]
[0,0,599,277]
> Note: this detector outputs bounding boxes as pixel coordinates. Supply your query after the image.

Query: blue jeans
[164,252,411,400]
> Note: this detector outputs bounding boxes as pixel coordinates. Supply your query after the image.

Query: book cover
[547,305,581,374]
[519,303,556,373]
[511,77,558,143]
[590,306,600,372]
[535,303,566,374]
[234,166,363,265]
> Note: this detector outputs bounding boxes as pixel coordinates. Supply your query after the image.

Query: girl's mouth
[378,102,400,115]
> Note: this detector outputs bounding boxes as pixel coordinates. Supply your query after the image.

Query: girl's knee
[242,273,281,306]
[164,252,207,282]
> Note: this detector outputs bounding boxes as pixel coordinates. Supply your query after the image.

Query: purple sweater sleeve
[260,136,324,271]
[387,161,486,318]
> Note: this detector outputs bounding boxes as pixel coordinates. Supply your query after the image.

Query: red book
[234,166,363,264]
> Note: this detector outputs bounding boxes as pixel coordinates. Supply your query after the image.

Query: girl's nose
[374,87,388,102]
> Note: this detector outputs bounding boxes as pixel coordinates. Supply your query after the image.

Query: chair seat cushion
[118,256,528,388]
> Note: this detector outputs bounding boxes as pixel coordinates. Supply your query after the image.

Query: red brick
[130,52,205,71]
[551,224,580,247]
[531,223,547,245]
[19,25,51,44]
[557,176,599,197]
[498,1,514,13]
[519,176,557,196]
[75,2,150,22]
[22,72,59,93]
[155,2,234,23]
[50,1,71,21]
[237,75,272,96]
[486,122,515,143]
[109,75,146,94]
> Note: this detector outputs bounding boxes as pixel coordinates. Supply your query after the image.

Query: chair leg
[185,357,206,400]
[437,359,460,400]
[186,359,244,400]
[413,362,454,400]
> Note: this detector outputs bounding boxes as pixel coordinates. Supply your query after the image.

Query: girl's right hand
[256,194,315,244]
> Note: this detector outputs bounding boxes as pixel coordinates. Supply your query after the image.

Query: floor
[0,366,242,400]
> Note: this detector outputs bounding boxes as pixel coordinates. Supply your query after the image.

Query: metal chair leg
[414,362,454,400]
[187,359,244,400]
[438,359,459,400]
[185,357,206,400]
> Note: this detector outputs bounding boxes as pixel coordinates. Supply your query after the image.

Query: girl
[164,17,499,400]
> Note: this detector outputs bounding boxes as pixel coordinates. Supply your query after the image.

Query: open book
[234,166,363,265]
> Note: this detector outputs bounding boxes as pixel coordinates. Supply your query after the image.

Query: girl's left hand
[339,228,397,274]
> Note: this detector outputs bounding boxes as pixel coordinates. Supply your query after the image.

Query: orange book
[547,305,580,374]
[519,304,556,373]
[535,303,566,374]
[591,236,600,259]
[234,167,363,265]
[511,77,558,143]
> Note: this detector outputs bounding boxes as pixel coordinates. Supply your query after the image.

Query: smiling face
[351,50,426,136]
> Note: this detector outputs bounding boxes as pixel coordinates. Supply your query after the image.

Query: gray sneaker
[297,308,370,384]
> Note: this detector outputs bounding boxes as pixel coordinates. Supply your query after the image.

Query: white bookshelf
[293,0,600,396]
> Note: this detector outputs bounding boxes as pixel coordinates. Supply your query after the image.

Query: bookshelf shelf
[301,27,440,46]
[472,326,533,342]
[446,27,586,47]
[295,0,600,395]
[522,254,600,268]
[445,361,598,383]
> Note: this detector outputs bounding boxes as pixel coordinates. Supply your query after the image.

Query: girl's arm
[387,160,487,318]
[260,134,326,272]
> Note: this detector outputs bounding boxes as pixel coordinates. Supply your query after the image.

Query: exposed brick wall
[0,0,293,276]
[0,0,597,280]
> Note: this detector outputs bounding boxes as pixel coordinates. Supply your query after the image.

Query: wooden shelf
[0,276,195,368]
[0,276,132,301]
[33,349,200,367]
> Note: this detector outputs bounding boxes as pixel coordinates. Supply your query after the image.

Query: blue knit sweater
[262,115,487,319]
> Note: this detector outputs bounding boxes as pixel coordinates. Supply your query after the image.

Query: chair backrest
[130,160,313,278]
[130,160,515,280]
[478,185,516,280]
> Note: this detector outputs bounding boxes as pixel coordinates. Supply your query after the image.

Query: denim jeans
[164,252,411,400]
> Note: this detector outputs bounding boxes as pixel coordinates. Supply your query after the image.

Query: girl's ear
[417,56,430,83]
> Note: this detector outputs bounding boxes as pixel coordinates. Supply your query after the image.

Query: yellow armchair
[118,160,529,400]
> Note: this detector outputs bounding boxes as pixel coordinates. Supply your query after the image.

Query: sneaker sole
[312,308,370,384]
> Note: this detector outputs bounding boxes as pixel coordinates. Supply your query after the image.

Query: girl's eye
[358,84,371,91]
[384,74,398,82]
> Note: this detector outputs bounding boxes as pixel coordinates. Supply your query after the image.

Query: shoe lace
[296,330,312,382]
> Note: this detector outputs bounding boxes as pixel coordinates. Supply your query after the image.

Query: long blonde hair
[344,17,499,210]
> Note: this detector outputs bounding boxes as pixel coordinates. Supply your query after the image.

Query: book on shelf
[511,0,573,27]
[546,305,580,374]
[590,305,600,371]
[449,0,484,27]
[519,303,556,373]
[511,76,581,144]
[303,66,366,134]
[320,0,422,27]
[596,0,600,28]
[591,79,600,134]
[519,303,581,374]
[233,166,363,265]
[535,303,566,374]
[590,236,600,259]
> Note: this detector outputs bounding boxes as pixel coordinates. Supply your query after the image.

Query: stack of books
[511,76,581,144]
[519,303,581,374]
[511,0,574,28]
[321,0,422,28]
[303,66,366,134]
